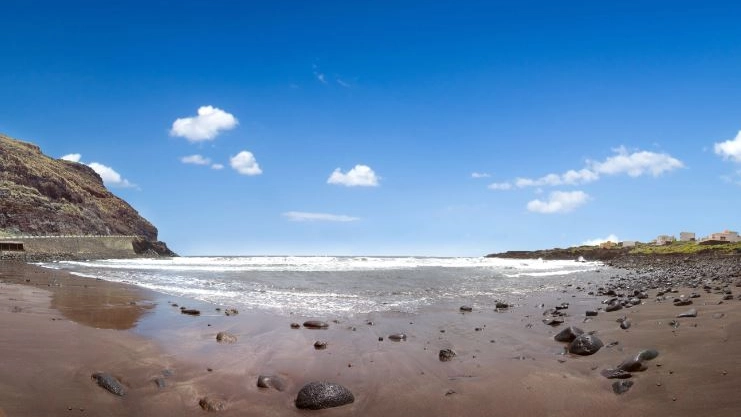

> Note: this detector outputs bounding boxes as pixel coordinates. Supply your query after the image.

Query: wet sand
[1,261,740,416]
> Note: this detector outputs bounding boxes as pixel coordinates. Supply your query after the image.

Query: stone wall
[0,236,137,260]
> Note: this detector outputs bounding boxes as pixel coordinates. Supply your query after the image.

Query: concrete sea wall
[0,235,137,260]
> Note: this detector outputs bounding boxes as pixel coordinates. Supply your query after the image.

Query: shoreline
[1,259,740,416]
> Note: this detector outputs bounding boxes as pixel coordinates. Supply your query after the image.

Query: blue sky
[2,0,741,256]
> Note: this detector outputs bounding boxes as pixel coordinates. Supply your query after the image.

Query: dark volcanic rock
[314,340,328,350]
[617,358,647,372]
[568,334,604,356]
[605,302,623,312]
[290,322,301,329]
[554,326,584,343]
[224,308,239,316]
[459,305,473,312]
[676,308,697,318]
[495,301,509,309]
[635,349,659,361]
[612,380,634,395]
[257,375,286,391]
[91,372,126,396]
[620,319,632,330]
[303,320,329,329]
[543,317,564,326]
[585,310,599,317]
[181,308,200,316]
[216,331,237,344]
[600,369,633,379]
[673,299,693,306]
[199,396,227,412]
[439,348,457,362]
[388,333,407,342]
[295,381,354,410]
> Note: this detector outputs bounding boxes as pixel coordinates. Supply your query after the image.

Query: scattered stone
[303,320,329,329]
[495,301,509,309]
[459,305,473,312]
[543,317,564,326]
[154,377,167,389]
[585,310,598,317]
[620,319,632,330]
[215,331,237,344]
[290,322,301,329]
[617,358,647,372]
[199,396,227,412]
[439,348,457,362]
[314,341,328,350]
[388,333,407,341]
[568,334,604,356]
[224,308,239,316]
[635,349,659,361]
[676,308,697,318]
[713,313,725,319]
[295,381,355,410]
[554,326,584,343]
[612,380,634,395]
[668,320,680,328]
[181,308,201,316]
[91,373,126,396]
[257,375,286,391]
[673,299,693,307]
[600,369,632,379]
[605,302,623,312]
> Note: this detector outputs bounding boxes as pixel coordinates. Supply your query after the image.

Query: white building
[655,235,676,245]
[706,230,741,243]
[621,240,637,247]
[679,232,695,242]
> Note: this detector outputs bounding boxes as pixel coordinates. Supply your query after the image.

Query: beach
[1,258,740,416]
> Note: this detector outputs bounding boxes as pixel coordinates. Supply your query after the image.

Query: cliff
[0,133,175,256]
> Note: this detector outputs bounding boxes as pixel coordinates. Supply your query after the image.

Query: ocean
[40,256,604,317]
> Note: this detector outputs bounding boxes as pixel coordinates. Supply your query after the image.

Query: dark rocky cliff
[0,133,175,256]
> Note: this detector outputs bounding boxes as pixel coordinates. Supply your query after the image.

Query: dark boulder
[635,349,659,361]
[295,381,354,410]
[91,372,126,396]
[585,310,599,317]
[617,358,647,372]
[600,369,632,379]
[314,341,328,350]
[199,396,227,412]
[605,302,623,312]
[568,334,604,356]
[459,305,473,312]
[554,326,584,343]
[676,308,697,318]
[388,333,407,342]
[181,308,201,316]
[612,380,634,395]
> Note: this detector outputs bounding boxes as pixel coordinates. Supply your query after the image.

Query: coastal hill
[0,133,174,256]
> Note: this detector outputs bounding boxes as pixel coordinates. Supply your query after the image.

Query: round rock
[257,375,286,392]
[295,381,354,410]
[388,333,407,342]
[303,320,329,329]
[568,334,604,356]
[199,396,227,412]
[216,331,237,344]
[439,348,456,362]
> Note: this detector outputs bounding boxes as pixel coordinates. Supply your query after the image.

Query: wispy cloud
[581,234,619,246]
[283,211,360,222]
[714,130,741,163]
[181,154,211,165]
[489,147,683,191]
[61,153,135,188]
[170,105,238,142]
[327,164,379,187]
[336,78,351,88]
[211,163,224,170]
[526,191,590,214]
[230,151,262,176]
[471,172,491,178]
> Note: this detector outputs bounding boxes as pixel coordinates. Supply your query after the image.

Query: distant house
[621,240,637,247]
[705,230,741,243]
[679,232,695,242]
[600,241,616,249]
[655,235,676,246]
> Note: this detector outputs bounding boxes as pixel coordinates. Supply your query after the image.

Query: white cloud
[714,130,741,163]
[581,234,620,246]
[589,146,684,177]
[327,164,379,187]
[488,182,512,190]
[283,211,360,222]
[170,105,238,142]
[60,153,82,162]
[180,154,211,165]
[211,163,224,170]
[337,78,350,88]
[87,162,135,188]
[230,151,262,176]
[526,191,590,214]
[471,172,491,178]
[314,72,327,84]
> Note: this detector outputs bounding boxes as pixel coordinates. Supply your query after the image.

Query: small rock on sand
[290,322,301,329]
[314,341,328,350]
[257,375,286,391]
[91,372,126,396]
[568,334,604,356]
[216,331,237,344]
[460,305,473,312]
[295,381,355,410]
[612,380,634,395]
[181,308,201,316]
[303,320,329,329]
[439,348,457,362]
[388,333,407,341]
[585,310,598,317]
[224,308,239,316]
[199,396,227,412]
[554,326,583,343]
[635,349,659,361]
[676,308,697,318]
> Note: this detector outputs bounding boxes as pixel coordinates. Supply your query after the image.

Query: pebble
[303,320,329,329]
[295,381,355,410]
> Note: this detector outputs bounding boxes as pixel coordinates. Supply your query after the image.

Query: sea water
[40,256,604,316]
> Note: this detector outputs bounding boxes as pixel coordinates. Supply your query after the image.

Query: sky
[2,0,741,256]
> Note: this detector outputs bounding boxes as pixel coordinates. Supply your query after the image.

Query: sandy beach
[1,259,740,417]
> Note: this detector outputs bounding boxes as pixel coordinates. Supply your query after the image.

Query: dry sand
[1,262,740,416]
